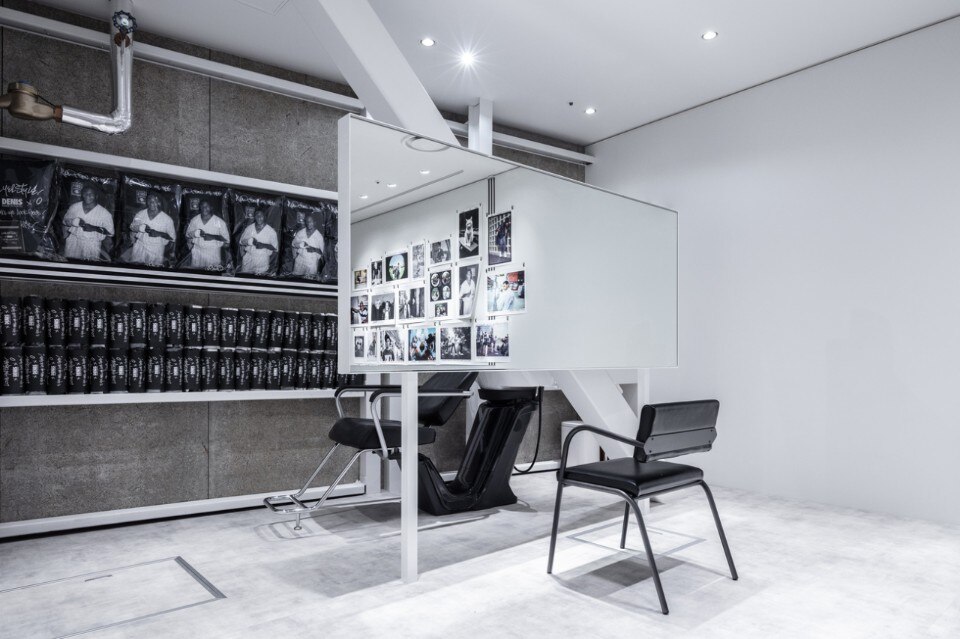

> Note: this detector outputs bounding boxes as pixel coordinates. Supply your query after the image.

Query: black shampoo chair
[547,400,737,615]
[264,372,477,529]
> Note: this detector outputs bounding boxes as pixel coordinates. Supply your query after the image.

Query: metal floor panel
[0,556,225,639]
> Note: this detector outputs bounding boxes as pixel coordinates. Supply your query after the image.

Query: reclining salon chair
[264,372,478,529]
[547,400,738,615]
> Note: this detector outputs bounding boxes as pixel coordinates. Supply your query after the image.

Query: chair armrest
[559,424,644,476]
[334,385,401,418]
[365,390,473,459]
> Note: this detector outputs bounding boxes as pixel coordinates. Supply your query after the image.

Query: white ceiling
[29,0,960,146]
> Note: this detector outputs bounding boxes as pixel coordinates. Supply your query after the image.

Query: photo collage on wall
[351,204,526,366]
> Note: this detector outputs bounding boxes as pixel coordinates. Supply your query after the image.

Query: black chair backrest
[634,400,719,462]
[418,372,479,426]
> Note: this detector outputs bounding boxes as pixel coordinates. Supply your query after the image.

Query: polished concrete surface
[1,472,958,638]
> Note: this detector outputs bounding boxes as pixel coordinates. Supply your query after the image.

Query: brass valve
[0,82,62,121]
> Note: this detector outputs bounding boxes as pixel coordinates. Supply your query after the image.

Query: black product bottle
[46,298,66,346]
[279,348,296,390]
[184,304,203,347]
[66,346,88,394]
[88,346,108,394]
[89,301,108,346]
[202,306,220,347]
[1,345,24,395]
[145,349,164,393]
[251,309,270,349]
[109,302,130,350]
[201,347,219,391]
[249,348,267,390]
[66,299,89,346]
[146,303,166,350]
[284,311,300,350]
[128,346,146,393]
[0,296,22,346]
[129,302,147,345]
[218,347,235,391]
[47,345,67,395]
[164,347,183,392]
[268,310,285,349]
[324,313,338,351]
[24,344,46,394]
[108,348,128,393]
[220,307,238,348]
[22,296,46,346]
[266,348,281,390]
[308,350,323,389]
[234,347,251,391]
[166,304,184,347]
[183,347,201,392]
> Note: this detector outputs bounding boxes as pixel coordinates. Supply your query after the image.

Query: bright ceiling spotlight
[584,107,597,115]
[359,194,369,200]
[459,50,476,67]
[386,183,398,188]
[419,169,431,175]
[702,30,718,40]
[420,37,435,47]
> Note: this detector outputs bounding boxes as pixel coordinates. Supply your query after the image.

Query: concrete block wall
[0,0,582,523]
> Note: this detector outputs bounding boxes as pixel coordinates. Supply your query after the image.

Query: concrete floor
[1,473,958,638]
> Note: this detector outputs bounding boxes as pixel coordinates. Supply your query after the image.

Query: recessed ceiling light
[359,194,369,200]
[459,50,476,67]
[419,169,431,175]
[386,183,398,188]
[584,107,596,115]
[420,37,435,47]
[702,30,718,40]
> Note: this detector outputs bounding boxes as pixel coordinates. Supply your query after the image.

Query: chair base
[547,478,738,615]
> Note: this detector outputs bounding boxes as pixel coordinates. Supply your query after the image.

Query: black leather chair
[547,400,737,615]
[265,372,477,529]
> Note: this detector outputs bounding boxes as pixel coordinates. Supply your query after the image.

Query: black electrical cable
[513,386,544,474]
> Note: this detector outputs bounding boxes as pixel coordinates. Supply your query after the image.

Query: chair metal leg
[628,498,669,615]
[546,481,565,574]
[698,481,738,580]
[619,502,630,549]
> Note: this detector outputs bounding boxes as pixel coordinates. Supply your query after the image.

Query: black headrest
[634,400,720,462]
[418,372,478,426]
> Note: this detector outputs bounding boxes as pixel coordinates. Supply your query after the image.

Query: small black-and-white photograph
[379,329,405,362]
[365,329,378,360]
[370,291,396,324]
[410,242,426,279]
[475,322,510,360]
[398,286,425,321]
[280,198,327,281]
[232,192,282,277]
[486,269,526,314]
[350,294,368,325]
[408,326,437,362]
[354,334,365,358]
[429,268,453,302]
[434,302,449,318]
[458,263,480,317]
[370,259,384,286]
[487,210,512,266]
[385,250,408,282]
[458,208,480,259]
[440,325,472,361]
[429,238,451,266]
[180,186,231,273]
[56,166,117,263]
[353,267,368,290]
[118,174,181,269]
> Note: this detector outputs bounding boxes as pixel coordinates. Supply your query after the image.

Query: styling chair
[264,371,478,529]
[546,400,737,615]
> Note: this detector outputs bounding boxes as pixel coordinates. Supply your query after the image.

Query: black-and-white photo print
[386,251,408,282]
[370,259,383,286]
[434,302,448,318]
[410,242,426,279]
[458,263,479,317]
[365,329,378,360]
[475,322,510,360]
[350,295,368,325]
[408,327,436,362]
[487,210,512,266]
[429,268,452,302]
[486,269,526,314]
[398,286,425,321]
[379,329,404,362]
[370,292,396,324]
[354,334,365,358]
[353,267,368,290]
[118,174,180,269]
[180,186,231,273]
[440,325,471,361]
[458,208,480,259]
[429,238,451,266]
[56,166,117,263]
[232,192,282,277]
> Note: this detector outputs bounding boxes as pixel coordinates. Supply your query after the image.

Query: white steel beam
[468,98,493,155]
[399,371,419,582]
[293,0,458,145]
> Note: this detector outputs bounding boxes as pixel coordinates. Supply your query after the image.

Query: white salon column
[399,371,419,582]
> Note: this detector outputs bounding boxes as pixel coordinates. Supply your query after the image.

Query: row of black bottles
[0,295,338,352]
[1,294,345,396]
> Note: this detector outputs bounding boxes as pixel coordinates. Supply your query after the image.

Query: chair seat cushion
[562,458,703,497]
[329,417,437,450]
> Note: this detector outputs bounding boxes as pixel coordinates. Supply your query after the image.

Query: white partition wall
[339,115,678,372]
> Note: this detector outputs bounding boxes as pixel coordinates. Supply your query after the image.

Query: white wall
[587,18,960,525]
